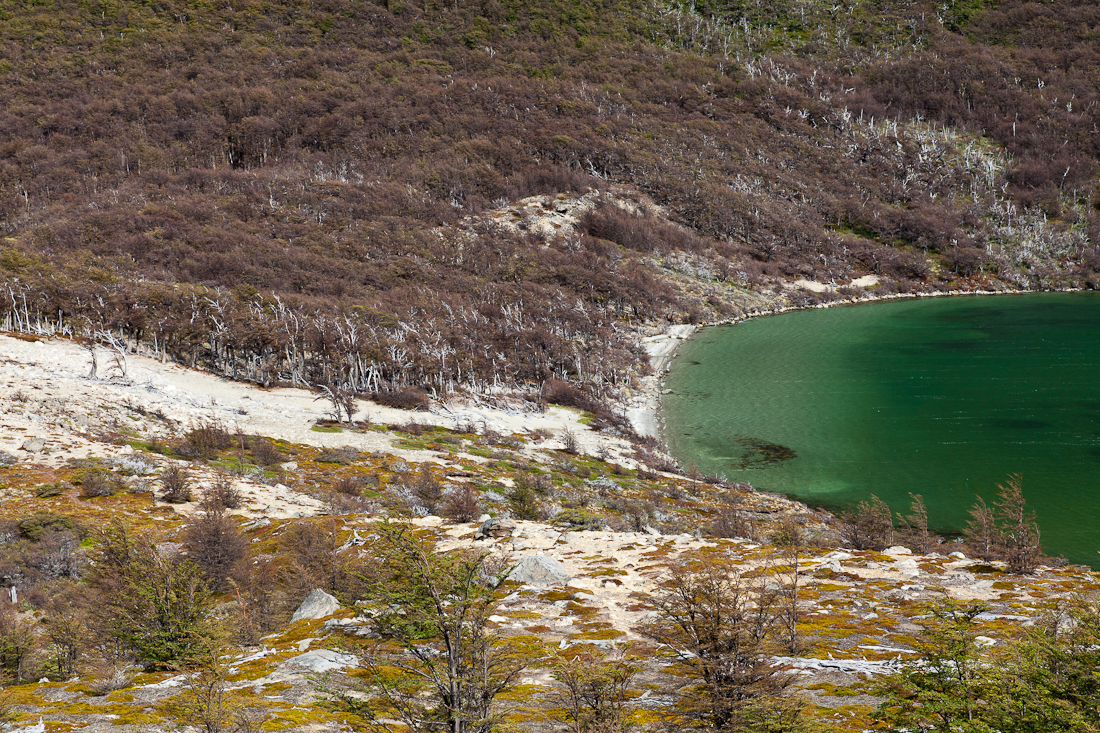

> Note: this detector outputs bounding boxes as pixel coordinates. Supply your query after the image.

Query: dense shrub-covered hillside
[1,0,1099,400]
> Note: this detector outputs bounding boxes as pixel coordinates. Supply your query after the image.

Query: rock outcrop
[508,555,572,587]
[475,516,517,540]
[291,589,340,622]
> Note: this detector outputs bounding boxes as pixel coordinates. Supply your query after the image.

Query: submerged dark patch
[730,436,797,470]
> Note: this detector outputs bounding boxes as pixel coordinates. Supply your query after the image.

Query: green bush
[34,483,66,499]
[17,512,76,541]
[553,508,604,531]
[88,521,215,667]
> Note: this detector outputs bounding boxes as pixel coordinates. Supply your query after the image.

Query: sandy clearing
[0,334,632,458]
[0,333,660,520]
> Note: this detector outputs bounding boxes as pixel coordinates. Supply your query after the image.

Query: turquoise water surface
[661,292,1100,566]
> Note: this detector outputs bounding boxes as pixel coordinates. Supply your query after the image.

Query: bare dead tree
[97,330,128,380]
[316,384,357,425]
[80,339,98,379]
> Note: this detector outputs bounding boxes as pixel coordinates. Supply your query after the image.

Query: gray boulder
[475,516,517,540]
[20,438,44,453]
[291,589,340,622]
[508,555,572,587]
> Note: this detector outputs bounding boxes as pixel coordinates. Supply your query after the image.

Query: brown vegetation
[0,0,1096,416]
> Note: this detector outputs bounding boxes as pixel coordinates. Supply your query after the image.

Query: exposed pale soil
[0,333,644,520]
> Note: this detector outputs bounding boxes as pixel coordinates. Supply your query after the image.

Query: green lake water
[661,292,1100,566]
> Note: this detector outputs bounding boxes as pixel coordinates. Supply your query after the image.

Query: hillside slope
[1,0,1099,407]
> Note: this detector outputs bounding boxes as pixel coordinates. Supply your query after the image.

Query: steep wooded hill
[1,0,1099,403]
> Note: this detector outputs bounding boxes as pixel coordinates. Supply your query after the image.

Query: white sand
[625,325,695,439]
[0,333,650,517]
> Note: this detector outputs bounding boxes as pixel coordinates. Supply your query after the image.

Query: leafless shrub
[230,554,289,644]
[160,464,193,504]
[78,469,122,498]
[634,439,679,474]
[182,509,249,592]
[145,439,169,455]
[541,379,628,432]
[201,474,243,511]
[498,435,523,449]
[88,662,137,696]
[250,438,285,466]
[839,495,893,550]
[443,485,483,523]
[332,474,364,496]
[532,472,553,496]
[326,491,378,516]
[317,446,360,464]
[325,490,378,512]
[410,465,444,514]
[711,504,757,541]
[560,428,580,455]
[397,421,428,436]
[180,418,234,461]
[280,519,355,597]
[837,285,863,299]
[618,501,655,532]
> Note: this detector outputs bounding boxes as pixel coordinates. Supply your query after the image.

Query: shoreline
[627,283,1088,460]
[624,324,696,440]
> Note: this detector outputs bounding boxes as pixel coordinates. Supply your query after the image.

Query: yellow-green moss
[113,708,167,726]
[572,628,626,640]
